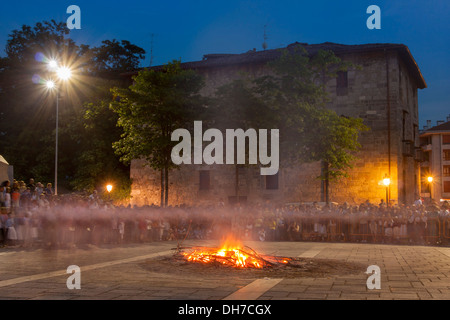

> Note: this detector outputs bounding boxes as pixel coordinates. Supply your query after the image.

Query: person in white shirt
[414,197,422,206]
[4,187,11,213]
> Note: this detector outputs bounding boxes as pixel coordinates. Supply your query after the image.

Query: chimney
[447,114,450,122]
[437,120,444,126]
[423,125,428,130]
[427,120,431,128]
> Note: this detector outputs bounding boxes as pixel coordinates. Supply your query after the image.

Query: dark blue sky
[1,0,449,128]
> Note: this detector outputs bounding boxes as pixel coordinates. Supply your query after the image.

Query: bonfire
[176,236,294,269]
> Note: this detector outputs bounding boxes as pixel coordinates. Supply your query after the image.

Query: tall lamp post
[427,176,433,202]
[382,175,391,207]
[106,184,113,204]
[45,61,72,196]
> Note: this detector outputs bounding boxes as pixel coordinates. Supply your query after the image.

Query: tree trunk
[160,168,165,207]
[324,161,330,205]
[164,166,169,207]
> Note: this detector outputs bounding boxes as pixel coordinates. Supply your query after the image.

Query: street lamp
[106,184,113,204]
[48,59,58,70]
[46,80,55,89]
[56,66,72,80]
[382,175,391,206]
[427,176,433,202]
[45,61,72,196]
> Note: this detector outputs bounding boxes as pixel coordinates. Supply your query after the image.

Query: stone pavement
[1,240,450,300]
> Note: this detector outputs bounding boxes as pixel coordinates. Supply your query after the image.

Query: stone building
[128,42,427,207]
[419,116,450,202]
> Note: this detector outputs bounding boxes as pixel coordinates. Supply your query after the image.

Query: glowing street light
[48,59,58,70]
[382,175,390,206]
[56,66,72,81]
[46,60,72,81]
[46,80,55,89]
[45,60,73,196]
[427,176,434,201]
[105,184,113,204]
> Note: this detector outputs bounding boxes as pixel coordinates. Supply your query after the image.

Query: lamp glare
[57,66,72,80]
[46,80,55,89]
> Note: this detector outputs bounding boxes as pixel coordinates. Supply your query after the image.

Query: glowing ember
[183,246,264,268]
[180,236,292,269]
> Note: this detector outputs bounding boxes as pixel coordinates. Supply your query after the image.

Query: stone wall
[130,48,422,207]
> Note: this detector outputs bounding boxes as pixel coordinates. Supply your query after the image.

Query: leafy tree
[0,20,79,184]
[91,40,145,76]
[68,80,131,199]
[260,47,368,180]
[209,76,274,201]
[0,20,145,198]
[211,46,368,203]
[110,61,206,207]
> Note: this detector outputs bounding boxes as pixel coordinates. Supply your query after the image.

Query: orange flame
[182,235,263,268]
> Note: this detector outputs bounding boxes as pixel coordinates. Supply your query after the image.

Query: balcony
[421,144,432,152]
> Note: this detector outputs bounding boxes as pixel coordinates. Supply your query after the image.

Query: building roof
[0,155,9,165]
[124,42,427,89]
[421,120,450,135]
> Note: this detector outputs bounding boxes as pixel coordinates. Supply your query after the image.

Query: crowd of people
[0,178,54,210]
[1,178,450,249]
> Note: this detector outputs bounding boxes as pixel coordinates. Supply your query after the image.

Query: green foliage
[5,20,76,64]
[211,76,274,130]
[0,20,144,196]
[211,46,368,180]
[110,60,207,205]
[298,106,368,179]
[69,95,130,197]
[263,47,368,179]
[92,40,145,74]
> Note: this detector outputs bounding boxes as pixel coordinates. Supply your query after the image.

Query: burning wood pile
[175,237,297,269]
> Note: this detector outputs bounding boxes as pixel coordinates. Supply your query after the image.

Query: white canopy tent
[0,155,13,185]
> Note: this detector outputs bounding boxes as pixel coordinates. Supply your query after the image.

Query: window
[199,170,210,190]
[336,71,348,96]
[265,173,279,190]
[444,181,450,193]
[444,150,450,161]
[444,166,450,177]
[443,135,450,145]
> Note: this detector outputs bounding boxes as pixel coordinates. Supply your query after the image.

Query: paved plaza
[0,240,450,300]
